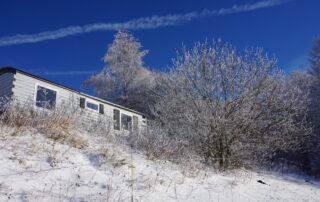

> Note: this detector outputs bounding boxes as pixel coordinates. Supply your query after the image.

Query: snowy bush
[129,121,189,161]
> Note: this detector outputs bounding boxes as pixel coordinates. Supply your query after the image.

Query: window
[35,85,57,110]
[86,101,98,111]
[80,98,103,114]
[121,113,132,131]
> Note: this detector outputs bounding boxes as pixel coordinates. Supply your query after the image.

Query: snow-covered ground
[0,126,319,202]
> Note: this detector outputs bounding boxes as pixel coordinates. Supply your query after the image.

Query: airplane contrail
[0,0,294,47]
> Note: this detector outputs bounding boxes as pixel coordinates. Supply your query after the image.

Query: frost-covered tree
[308,36,320,132]
[281,71,320,176]
[309,36,320,79]
[83,31,155,113]
[305,36,320,176]
[152,41,310,169]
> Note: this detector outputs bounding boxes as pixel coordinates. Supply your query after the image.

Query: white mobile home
[0,67,146,133]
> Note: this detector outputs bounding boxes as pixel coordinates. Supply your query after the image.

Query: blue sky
[0,0,319,92]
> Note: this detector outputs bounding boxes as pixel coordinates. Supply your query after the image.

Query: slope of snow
[0,126,319,202]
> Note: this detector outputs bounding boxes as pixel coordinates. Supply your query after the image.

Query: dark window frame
[99,104,104,114]
[114,109,120,130]
[80,97,86,109]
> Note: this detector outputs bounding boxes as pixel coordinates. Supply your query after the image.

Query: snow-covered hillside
[0,126,319,202]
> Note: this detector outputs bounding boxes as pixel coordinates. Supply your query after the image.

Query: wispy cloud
[0,0,294,47]
[26,68,98,76]
[40,71,98,76]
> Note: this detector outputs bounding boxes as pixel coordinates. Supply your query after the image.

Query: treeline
[83,31,320,176]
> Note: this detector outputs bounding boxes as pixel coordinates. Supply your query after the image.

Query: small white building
[0,67,146,133]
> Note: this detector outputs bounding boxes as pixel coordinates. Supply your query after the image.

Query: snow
[0,126,319,202]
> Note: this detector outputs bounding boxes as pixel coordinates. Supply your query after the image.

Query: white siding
[12,72,145,133]
[0,72,14,99]
[13,73,71,105]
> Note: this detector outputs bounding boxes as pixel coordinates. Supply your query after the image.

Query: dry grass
[0,100,88,149]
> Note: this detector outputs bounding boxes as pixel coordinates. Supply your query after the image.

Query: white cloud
[24,68,98,76]
[28,70,97,76]
[0,0,294,47]
[40,70,97,76]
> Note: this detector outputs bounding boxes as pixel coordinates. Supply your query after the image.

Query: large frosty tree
[308,36,320,134]
[152,41,310,169]
[305,36,320,176]
[83,31,154,113]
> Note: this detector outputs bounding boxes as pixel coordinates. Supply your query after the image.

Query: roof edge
[0,66,17,75]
